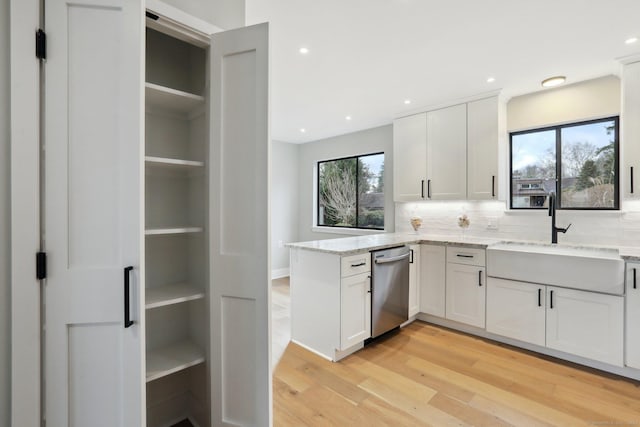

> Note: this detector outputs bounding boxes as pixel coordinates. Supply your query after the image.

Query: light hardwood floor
[273,313,640,426]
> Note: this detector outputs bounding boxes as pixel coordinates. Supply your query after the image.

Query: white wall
[160,0,245,29]
[0,0,10,423]
[297,125,395,242]
[508,75,620,131]
[396,75,638,247]
[271,141,299,277]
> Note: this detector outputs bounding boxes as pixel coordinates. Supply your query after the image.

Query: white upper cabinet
[467,96,499,200]
[427,104,467,200]
[393,113,427,201]
[623,61,640,199]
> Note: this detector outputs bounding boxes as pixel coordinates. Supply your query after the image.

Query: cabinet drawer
[447,246,485,267]
[341,252,371,277]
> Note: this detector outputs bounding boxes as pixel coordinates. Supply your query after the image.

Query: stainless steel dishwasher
[370,245,410,338]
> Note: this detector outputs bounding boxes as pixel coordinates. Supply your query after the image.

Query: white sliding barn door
[44,0,144,426]
[210,23,271,426]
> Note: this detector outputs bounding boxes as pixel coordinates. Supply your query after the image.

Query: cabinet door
[419,244,446,317]
[486,278,545,346]
[546,287,623,366]
[408,245,420,317]
[427,104,467,200]
[393,114,427,201]
[626,262,640,368]
[446,263,486,328]
[341,273,372,349]
[210,23,271,425]
[44,0,144,425]
[467,96,498,200]
[623,61,640,199]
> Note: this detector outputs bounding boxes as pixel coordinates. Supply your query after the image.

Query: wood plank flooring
[273,321,640,426]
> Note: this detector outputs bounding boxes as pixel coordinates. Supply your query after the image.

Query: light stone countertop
[287,232,640,260]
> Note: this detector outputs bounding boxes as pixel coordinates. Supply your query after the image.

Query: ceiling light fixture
[299,47,309,54]
[487,77,495,83]
[345,116,352,121]
[300,128,306,133]
[541,76,566,87]
[404,99,411,105]
[626,37,638,45]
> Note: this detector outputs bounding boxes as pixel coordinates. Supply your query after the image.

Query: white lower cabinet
[546,286,624,367]
[340,272,372,350]
[626,262,640,369]
[419,244,446,317]
[408,245,420,317]
[486,278,545,346]
[446,263,486,328]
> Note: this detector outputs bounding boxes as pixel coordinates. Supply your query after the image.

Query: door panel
[341,272,372,349]
[445,263,485,328]
[45,0,144,425]
[419,244,446,317]
[210,23,271,426]
[393,114,427,201]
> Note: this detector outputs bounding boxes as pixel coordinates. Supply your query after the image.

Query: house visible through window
[317,153,384,229]
[510,117,619,210]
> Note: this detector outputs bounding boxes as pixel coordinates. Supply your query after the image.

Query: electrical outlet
[486,217,499,230]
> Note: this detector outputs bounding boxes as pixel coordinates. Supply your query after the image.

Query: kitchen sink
[487,242,624,295]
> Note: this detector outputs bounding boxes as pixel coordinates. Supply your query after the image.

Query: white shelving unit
[144,25,210,426]
[146,341,206,382]
[145,284,205,310]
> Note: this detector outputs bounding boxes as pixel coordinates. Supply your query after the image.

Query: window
[317,153,384,229]
[510,117,619,210]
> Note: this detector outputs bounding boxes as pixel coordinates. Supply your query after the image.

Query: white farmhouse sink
[487,242,625,295]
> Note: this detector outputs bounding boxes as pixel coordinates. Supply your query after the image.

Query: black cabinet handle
[421,180,425,198]
[549,290,554,309]
[492,175,496,198]
[634,268,637,290]
[124,266,134,328]
[427,179,432,198]
[538,288,542,307]
[350,262,366,267]
[457,254,474,258]
[478,270,482,287]
[631,167,635,194]
[409,249,414,264]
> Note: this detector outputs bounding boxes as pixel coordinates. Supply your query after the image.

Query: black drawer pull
[350,262,366,267]
[456,254,474,258]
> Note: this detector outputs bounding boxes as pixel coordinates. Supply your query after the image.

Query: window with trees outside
[317,153,384,229]
[510,117,619,210]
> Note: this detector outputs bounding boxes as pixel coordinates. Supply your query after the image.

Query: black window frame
[509,116,620,211]
[316,151,385,230]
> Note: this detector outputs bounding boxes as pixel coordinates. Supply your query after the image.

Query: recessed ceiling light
[299,47,309,54]
[404,99,411,105]
[487,77,496,83]
[626,37,638,45]
[345,116,352,121]
[541,76,566,87]
[300,128,306,133]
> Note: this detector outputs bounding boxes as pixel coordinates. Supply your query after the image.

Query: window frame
[509,116,620,211]
[316,151,385,230]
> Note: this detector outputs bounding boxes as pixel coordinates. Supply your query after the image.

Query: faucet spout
[548,192,571,244]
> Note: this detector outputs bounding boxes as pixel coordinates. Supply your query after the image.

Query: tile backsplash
[395,200,640,247]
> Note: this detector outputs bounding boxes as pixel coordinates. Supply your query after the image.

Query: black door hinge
[36,29,46,60]
[36,252,47,280]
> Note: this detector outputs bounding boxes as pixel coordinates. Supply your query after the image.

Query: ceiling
[245,0,640,144]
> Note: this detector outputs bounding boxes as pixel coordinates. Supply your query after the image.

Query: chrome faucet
[548,192,571,244]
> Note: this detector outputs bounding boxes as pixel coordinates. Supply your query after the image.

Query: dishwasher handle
[374,252,410,264]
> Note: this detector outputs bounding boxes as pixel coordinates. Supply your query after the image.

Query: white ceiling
[245,0,640,144]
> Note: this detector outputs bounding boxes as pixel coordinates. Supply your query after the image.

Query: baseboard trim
[271,267,290,279]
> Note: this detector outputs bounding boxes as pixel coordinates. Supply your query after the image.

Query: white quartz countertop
[287,232,640,260]
[286,233,502,255]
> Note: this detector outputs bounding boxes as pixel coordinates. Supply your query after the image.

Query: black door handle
[409,249,414,264]
[478,270,482,287]
[124,266,134,328]
[634,268,637,290]
[631,167,635,194]
[492,175,496,198]
[421,180,425,198]
[427,179,432,198]
[549,290,554,309]
[538,288,542,307]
